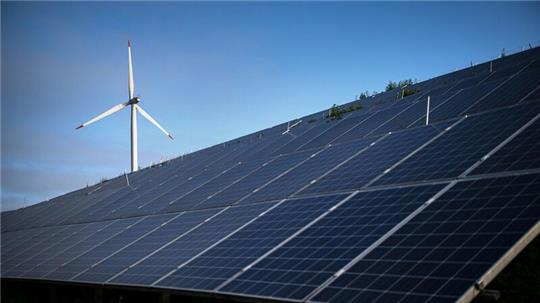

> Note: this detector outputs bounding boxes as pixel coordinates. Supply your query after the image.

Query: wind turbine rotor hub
[128,97,140,105]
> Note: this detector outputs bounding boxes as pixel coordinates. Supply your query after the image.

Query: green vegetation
[401,87,420,98]
[327,104,343,120]
[385,79,417,92]
[357,90,379,100]
[345,105,363,112]
[381,78,421,100]
[359,91,370,100]
[326,104,363,120]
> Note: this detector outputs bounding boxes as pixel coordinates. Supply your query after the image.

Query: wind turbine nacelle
[128,97,141,105]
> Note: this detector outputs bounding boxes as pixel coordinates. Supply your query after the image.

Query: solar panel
[484,60,530,81]
[311,173,540,303]
[113,163,245,216]
[49,215,176,282]
[74,209,220,283]
[298,114,372,150]
[420,78,506,126]
[368,99,431,136]
[300,125,441,195]
[471,113,540,175]
[219,184,445,301]
[373,102,540,186]
[247,138,375,203]
[465,69,540,115]
[1,226,53,262]
[20,221,110,279]
[3,46,540,303]
[2,225,76,277]
[194,149,317,209]
[63,168,171,223]
[273,123,330,155]
[332,104,412,144]
[44,218,143,280]
[156,194,350,291]
[109,202,275,286]
[449,73,491,91]
[168,159,268,212]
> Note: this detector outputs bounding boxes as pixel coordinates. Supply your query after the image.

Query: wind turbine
[76,40,173,173]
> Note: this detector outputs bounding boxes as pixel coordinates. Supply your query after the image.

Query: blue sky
[2,2,540,211]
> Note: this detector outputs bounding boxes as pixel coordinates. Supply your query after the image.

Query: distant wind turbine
[76,40,173,173]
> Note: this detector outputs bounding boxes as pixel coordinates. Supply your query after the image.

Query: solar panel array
[2,47,540,303]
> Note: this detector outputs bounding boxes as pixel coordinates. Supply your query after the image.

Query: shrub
[386,79,417,92]
[327,104,343,120]
[359,91,370,100]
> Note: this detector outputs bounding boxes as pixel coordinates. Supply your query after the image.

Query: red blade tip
[168,134,174,140]
[128,40,131,47]
[76,125,83,130]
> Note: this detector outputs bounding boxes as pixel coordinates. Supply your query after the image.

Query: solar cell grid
[69,165,176,220]
[523,84,540,102]
[301,125,440,195]
[59,187,132,224]
[1,228,39,260]
[110,202,275,286]
[62,214,176,282]
[298,114,372,150]
[273,123,334,155]
[157,194,349,291]
[220,184,446,301]
[248,132,300,160]
[333,104,411,144]
[465,69,540,115]
[4,195,67,231]
[449,74,491,91]
[197,149,316,209]
[170,159,267,211]
[114,162,243,216]
[247,138,374,203]
[2,225,73,276]
[485,60,530,81]
[312,173,540,303]
[374,102,540,186]
[417,78,506,126]
[20,183,118,228]
[77,209,219,283]
[21,221,108,279]
[370,99,433,136]
[45,217,142,280]
[471,114,540,175]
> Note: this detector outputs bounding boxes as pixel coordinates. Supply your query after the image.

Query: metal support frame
[426,96,431,125]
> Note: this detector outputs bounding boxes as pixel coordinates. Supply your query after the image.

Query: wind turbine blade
[136,105,174,140]
[76,102,128,129]
[128,40,135,99]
